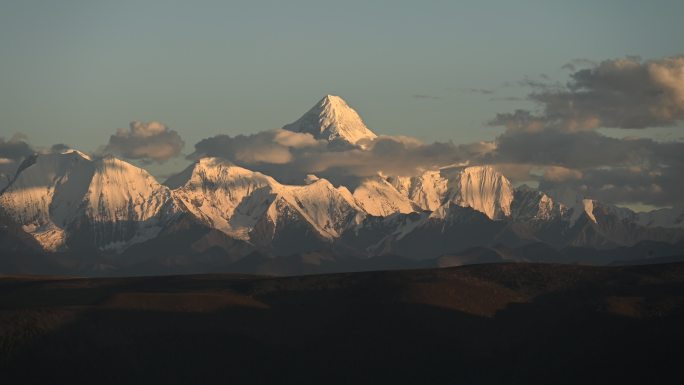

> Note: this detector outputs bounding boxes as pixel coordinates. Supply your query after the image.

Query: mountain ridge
[3,148,680,260]
[1,96,683,274]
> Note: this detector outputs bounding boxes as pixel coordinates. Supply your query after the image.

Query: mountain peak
[61,149,93,161]
[283,95,377,145]
[353,176,418,217]
[449,165,514,220]
[167,157,279,190]
[0,151,172,252]
[322,94,343,103]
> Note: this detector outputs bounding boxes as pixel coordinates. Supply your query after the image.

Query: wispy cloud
[489,96,525,102]
[561,58,598,72]
[462,88,495,95]
[411,94,443,100]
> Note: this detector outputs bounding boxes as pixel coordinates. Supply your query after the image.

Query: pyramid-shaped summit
[283,95,377,145]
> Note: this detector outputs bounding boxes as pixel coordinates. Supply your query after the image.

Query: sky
[1,0,683,211]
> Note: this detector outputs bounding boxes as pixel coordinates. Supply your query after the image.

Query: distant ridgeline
[1,96,683,275]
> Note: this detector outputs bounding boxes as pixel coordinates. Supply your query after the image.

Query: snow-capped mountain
[3,148,681,261]
[2,96,684,275]
[283,95,377,146]
[510,187,567,222]
[0,150,177,252]
[388,170,449,212]
[167,158,365,254]
[383,166,514,219]
[444,166,514,220]
[167,157,280,240]
[247,178,365,255]
[352,176,418,216]
[352,166,514,220]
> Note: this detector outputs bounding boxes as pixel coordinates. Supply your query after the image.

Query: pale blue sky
[1,0,683,166]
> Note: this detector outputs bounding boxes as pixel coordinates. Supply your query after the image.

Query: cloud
[191,129,322,166]
[541,166,583,182]
[489,110,546,133]
[463,88,495,95]
[0,135,34,160]
[49,143,71,153]
[412,94,443,100]
[104,121,184,163]
[481,55,684,208]
[506,56,684,130]
[538,165,681,208]
[485,110,684,208]
[489,96,525,102]
[561,58,598,72]
[190,129,475,186]
[487,129,678,169]
[518,77,560,89]
[492,56,684,132]
[182,56,684,208]
[272,129,320,148]
[0,135,35,188]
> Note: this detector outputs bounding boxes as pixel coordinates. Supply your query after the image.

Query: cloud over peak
[189,128,479,187]
[104,121,184,163]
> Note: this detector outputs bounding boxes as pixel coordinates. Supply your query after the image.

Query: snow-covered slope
[283,95,377,146]
[511,188,566,222]
[84,156,174,251]
[359,166,513,220]
[168,158,366,247]
[388,170,449,212]
[167,162,554,256]
[443,166,514,220]
[2,147,682,260]
[0,151,175,252]
[243,177,366,255]
[0,151,94,250]
[353,176,417,216]
[269,179,364,239]
[168,158,280,240]
[568,199,598,226]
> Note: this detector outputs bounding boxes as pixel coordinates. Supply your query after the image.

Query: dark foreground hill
[2,262,684,385]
